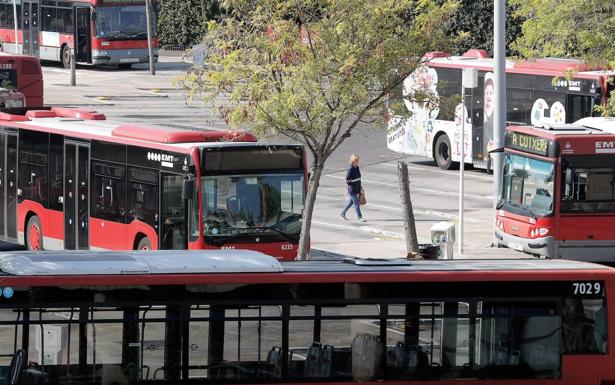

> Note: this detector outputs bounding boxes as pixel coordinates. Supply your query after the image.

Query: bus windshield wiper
[264,226,299,242]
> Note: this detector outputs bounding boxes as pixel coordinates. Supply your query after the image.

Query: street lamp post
[12,0,18,54]
[493,0,506,244]
[459,68,477,255]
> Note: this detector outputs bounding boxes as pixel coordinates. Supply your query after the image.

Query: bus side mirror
[182,179,195,201]
[565,169,573,186]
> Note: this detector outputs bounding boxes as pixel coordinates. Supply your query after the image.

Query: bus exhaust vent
[342,258,413,266]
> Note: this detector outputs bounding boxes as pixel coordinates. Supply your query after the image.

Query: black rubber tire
[61,45,71,69]
[434,134,457,170]
[137,237,152,250]
[26,215,43,251]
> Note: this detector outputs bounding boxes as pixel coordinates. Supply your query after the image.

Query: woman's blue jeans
[341,192,362,219]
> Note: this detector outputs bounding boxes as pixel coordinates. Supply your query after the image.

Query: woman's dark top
[345,165,362,194]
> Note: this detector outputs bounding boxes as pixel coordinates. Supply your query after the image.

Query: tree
[177,0,461,260]
[157,0,221,48]
[511,0,615,115]
[445,0,524,56]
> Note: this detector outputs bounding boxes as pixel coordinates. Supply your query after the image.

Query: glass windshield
[199,173,304,242]
[94,5,155,39]
[501,154,555,216]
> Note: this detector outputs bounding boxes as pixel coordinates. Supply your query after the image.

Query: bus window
[476,301,560,379]
[562,298,607,354]
[127,167,158,229]
[561,155,615,212]
[91,162,126,223]
[161,174,185,249]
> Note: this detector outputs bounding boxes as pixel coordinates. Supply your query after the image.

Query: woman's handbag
[359,189,366,205]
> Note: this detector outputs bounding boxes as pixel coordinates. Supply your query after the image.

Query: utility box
[36,324,67,365]
[430,222,455,259]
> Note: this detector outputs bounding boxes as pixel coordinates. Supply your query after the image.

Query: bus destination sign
[506,132,554,157]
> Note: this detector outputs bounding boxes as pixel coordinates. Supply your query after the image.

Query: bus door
[566,94,594,122]
[75,6,91,63]
[21,1,40,57]
[64,142,89,250]
[160,173,186,249]
[4,131,17,240]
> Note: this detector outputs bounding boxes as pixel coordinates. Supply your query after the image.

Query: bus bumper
[495,230,554,257]
[92,48,159,66]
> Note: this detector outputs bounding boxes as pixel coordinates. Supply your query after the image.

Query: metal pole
[145,0,156,75]
[70,48,76,86]
[459,87,465,255]
[12,0,18,54]
[493,0,506,244]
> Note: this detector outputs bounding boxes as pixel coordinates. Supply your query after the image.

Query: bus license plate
[507,241,523,251]
[120,58,139,63]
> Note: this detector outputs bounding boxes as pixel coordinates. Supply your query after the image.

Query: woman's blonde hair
[349,154,360,164]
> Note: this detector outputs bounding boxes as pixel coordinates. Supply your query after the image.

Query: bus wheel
[434,134,456,170]
[26,216,43,251]
[61,45,71,69]
[137,237,152,250]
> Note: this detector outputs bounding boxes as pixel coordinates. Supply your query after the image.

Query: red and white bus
[0,0,158,68]
[0,52,42,106]
[0,106,305,259]
[496,117,615,262]
[0,250,612,384]
[387,49,615,170]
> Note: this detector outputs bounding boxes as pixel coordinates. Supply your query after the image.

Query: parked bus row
[0,106,305,259]
[0,0,157,68]
[387,49,615,170]
[0,250,611,385]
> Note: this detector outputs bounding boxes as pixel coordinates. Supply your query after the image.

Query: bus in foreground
[496,117,615,262]
[0,53,42,106]
[0,106,305,259]
[0,0,158,68]
[0,250,611,384]
[386,49,615,170]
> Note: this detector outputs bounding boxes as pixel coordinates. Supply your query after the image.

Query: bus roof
[0,251,612,287]
[0,107,260,153]
[425,50,615,79]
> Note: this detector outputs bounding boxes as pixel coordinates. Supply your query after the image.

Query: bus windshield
[201,173,304,242]
[501,153,555,217]
[94,5,155,40]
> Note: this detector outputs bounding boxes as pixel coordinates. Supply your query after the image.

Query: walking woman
[341,154,366,222]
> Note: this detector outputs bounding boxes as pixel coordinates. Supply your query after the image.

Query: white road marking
[323,174,492,204]
[312,220,404,238]
[316,195,482,223]
[381,162,494,181]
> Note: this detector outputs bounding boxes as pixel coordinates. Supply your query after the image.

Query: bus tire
[26,215,43,251]
[434,134,457,170]
[137,237,152,250]
[61,45,71,69]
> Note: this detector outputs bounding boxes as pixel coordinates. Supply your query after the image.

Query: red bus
[0,107,305,259]
[387,49,615,170]
[0,52,42,106]
[0,251,612,384]
[496,117,615,262]
[0,0,157,68]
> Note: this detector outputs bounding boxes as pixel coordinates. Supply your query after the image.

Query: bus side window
[562,298,607,354]
[92,162,126,223]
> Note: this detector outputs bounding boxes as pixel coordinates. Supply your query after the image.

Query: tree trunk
[297,164,324,260]
[398,161,420,258]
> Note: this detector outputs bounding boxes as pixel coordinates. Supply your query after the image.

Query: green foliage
[445,0,524,56]
[157,0,221,47]
[179,0,460,157]
[177,0,461,258]
[511,0,615,115]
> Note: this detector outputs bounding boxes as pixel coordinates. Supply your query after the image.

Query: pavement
[41,55,527,261]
